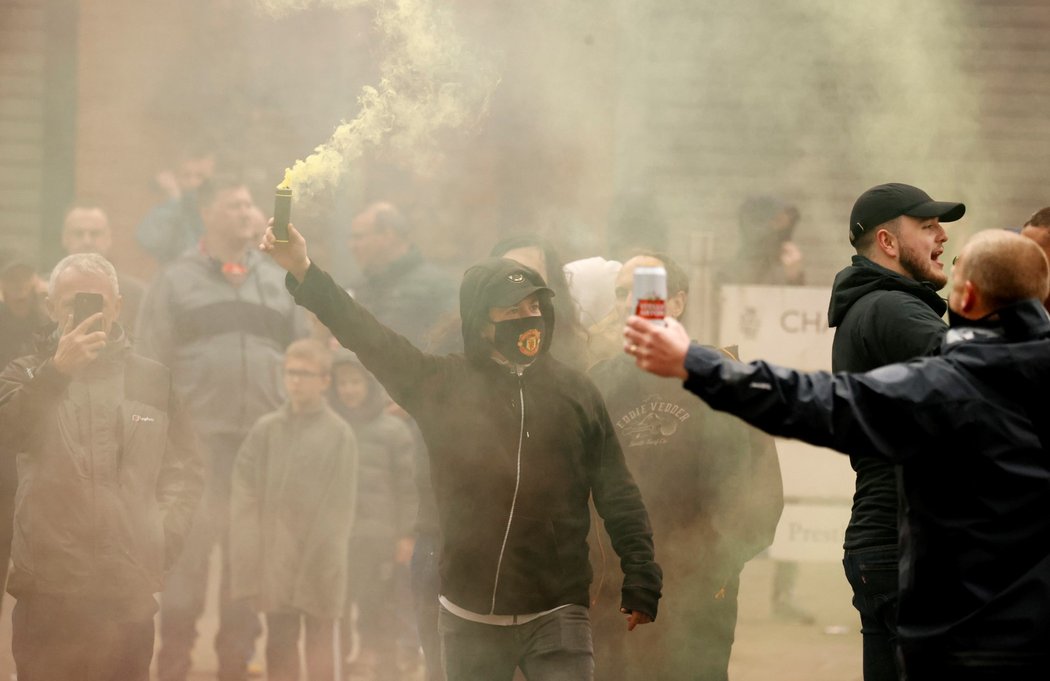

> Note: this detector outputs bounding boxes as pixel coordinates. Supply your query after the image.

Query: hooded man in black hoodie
[826,182,964,681]
[261,223,661,681]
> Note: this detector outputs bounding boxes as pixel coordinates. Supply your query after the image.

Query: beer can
[633,266,667,323]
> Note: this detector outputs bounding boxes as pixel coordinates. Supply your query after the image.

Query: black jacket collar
[829,255,946,327]
[945,299,1050,346]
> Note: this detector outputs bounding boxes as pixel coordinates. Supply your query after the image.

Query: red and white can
[633,266,667,323]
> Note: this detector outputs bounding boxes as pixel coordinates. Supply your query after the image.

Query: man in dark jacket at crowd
[0,253,204,681]
[827,182,964,681]
[261,222,662,681]
[0,257,50,620]
[348,201,457,348]
[625,229,1050,681]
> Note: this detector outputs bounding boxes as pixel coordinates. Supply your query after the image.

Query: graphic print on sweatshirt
[614,392,692,448]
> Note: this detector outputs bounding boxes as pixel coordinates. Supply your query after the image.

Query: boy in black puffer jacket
[331,350,418,679]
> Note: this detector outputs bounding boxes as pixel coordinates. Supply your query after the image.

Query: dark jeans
[12,594,155,681]
[843,544,901,681]
[439,604,593,681]
[157,432,261,681]
[266,611,338,681]
[902,651,1050,681]
[0,451,15,616]
[345,533,416,679]
[411,532,444,681]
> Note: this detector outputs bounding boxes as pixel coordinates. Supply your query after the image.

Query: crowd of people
[1,166,1049,681]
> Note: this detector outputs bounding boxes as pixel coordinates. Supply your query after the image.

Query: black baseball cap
[486,262,554,308]
[849,183,965,244]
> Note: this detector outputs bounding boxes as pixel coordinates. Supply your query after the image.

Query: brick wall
[0,0,48,265]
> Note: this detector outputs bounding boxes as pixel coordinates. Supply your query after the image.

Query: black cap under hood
[458,257,556,365]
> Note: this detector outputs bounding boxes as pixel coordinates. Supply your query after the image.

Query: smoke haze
[258,0,499,200]
[5,1,1050,679]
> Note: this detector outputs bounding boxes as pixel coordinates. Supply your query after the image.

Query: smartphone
[73,292,104,333]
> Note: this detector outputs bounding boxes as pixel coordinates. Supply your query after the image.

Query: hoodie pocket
[501,516,565,606]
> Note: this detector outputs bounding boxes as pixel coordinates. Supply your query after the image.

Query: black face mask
[493,316,545,364]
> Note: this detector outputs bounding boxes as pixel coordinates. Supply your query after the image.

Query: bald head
[949,230,1050,318]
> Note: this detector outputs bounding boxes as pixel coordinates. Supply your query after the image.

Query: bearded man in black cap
[260,222,661,681]
[827,182,965,681]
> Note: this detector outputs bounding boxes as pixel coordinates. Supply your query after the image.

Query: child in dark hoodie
[331,350,418,680]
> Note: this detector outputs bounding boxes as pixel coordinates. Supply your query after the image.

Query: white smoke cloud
[258,0,498,199]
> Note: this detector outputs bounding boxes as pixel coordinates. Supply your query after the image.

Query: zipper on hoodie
[489,371,526,614]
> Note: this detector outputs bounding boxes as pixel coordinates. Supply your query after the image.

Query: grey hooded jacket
[229,401,358,618]
[136,248,304,443]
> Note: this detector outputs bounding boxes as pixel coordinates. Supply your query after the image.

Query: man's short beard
[899,244,947,290]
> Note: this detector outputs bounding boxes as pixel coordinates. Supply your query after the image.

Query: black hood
[828,255,946,328]
[459,257,556,365]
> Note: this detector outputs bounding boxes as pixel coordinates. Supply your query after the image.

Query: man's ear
[960,280,978,313]
[667,290,687,319]
[875,229,898,259]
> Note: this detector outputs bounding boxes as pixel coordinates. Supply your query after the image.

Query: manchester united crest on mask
[517,328,542,357]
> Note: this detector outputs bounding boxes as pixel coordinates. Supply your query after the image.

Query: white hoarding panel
[719,285,852,561]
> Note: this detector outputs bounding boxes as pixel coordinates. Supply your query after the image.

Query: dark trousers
[439,604,593,681]
[902,651,1050,681]
[346,534,417,679]
[11,594,155,681]
[0,451,16,615]
[266,611,338,681]
[592,558,740,681]
[843,544,901,681]
[157,433,261,681]
[411,532,444,681]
